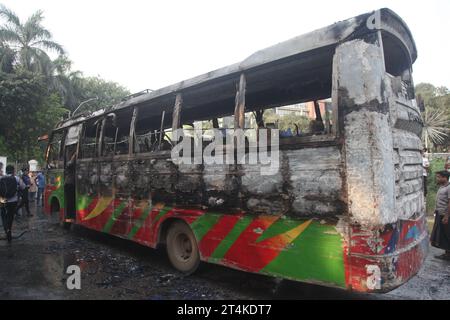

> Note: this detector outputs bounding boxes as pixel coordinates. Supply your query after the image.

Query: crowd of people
[0,162,46,243]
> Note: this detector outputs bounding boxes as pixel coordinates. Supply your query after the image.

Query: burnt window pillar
[234,73,246,129]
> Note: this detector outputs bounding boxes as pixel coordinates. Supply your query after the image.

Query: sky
[1,0,449,93]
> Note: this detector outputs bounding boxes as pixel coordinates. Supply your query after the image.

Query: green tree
[45,55,83,109]
[0,70,67,162]
[0,4,64,73]
[263,109,310,134]
[0,42,14,72]
[71,76,130,114]
[416,83,450,151]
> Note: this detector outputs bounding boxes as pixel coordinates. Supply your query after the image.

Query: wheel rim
[174,232,193,262]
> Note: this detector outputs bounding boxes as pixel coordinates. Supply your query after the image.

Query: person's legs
[4,202,17,243]
[1,206,7,234]
[21,190,31,216]
[29,192,36,203]
[37,188,44,206]
[433,214,450,260]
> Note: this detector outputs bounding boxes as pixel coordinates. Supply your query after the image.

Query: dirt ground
[0,204,449,300]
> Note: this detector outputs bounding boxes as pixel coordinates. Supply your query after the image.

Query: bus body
[44,8,427,293]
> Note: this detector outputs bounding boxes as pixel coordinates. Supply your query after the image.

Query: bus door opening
[64,125,81,220]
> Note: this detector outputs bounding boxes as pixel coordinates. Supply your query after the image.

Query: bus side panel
[189,213,347,288]
[72,193,349,289]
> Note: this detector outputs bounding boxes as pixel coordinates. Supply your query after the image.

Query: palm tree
[0,42,14,72]
[41,54,84,109]
[0,4,64,73]
[422,108,450,150]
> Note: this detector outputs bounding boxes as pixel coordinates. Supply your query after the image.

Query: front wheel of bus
[166,221,200,275]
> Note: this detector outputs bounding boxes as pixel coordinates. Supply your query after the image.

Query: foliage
[0,71,66,163]
[71,76,130,114]
[0,4,130,164]
[263,109,311,134]
[421,108,450,149]
[416,83,450,151]
[0,5,64,73]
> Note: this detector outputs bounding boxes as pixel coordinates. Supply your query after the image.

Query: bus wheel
[166,221,200,275]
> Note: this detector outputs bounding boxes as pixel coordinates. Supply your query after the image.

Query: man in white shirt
[0,165,26,243]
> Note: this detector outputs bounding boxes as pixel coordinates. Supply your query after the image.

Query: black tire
[166,221,200,274]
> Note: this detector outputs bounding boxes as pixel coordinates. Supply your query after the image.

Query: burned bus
[44,8,427,293]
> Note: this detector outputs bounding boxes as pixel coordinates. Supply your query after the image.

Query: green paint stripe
[190,213,222,242]
[262,222,346,286]
[209,216,253,261]
[102,202,127,233]
[76,193,93,211]
[153,206,172,224]
[256,217,299,243]
[127,205,153,239]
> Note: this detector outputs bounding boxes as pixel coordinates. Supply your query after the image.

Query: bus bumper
[345,214,429,293]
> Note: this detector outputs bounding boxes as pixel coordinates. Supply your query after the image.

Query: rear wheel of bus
[166,221,200,274]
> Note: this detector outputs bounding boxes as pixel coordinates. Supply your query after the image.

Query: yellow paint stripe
[279,219,313,243]
[83,197,113,221]
[262,219,313,249]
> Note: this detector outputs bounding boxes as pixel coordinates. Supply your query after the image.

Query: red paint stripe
[109,204,131,236]
[80,198,114,231]
[223,217,279,272]
[76,197,99,220]
[199,215,242,260]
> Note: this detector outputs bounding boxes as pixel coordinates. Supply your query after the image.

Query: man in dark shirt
[431,171,450,260]
[17,167,33,217]
[0,165,26,243]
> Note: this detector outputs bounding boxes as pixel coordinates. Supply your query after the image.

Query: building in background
[275,99,332,119]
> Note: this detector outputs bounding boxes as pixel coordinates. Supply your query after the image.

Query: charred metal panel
[77,160,98,197]
[202,163,240,208]
[175,163,203,205]
[286,147,343,217]
[335,37,396,227]
[241,153,289,215]
[130,156,178,203]
[99,160,113,198]
[114,160,131,199]
[129,159,153,201]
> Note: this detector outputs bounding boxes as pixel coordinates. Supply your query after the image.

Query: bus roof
[56,8,416,130]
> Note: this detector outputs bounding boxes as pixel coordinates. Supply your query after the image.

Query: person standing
[0,165,26,243]
[430,170,450,260]
[36,171,46,206]
[17,167,33,217]
[29,172,37,204]
[422,148,430,197]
